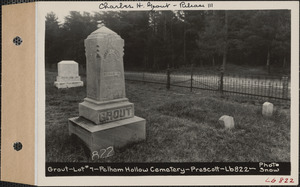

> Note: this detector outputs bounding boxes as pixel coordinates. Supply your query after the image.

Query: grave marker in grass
[262,102,273,117]
[54,60,83,88]
[218,115,234,129]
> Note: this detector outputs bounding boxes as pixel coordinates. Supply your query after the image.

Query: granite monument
[68,24,146,156]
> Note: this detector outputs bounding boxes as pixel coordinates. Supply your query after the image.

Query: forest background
[45,10,291,74]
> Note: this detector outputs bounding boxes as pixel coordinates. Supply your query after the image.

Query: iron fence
[125,68,290,102]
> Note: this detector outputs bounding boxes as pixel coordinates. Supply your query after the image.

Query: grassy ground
[46,70,290,162]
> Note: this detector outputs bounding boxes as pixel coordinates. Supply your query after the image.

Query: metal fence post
[167,65,170,90]
[190,64,194,92]
[219,67,224,94]
[282,76,289,99]
[267,82,272,98]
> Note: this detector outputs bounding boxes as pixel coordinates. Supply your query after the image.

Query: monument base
[68,116,146,155]
[79,98,134,125]
[54,81,84,89]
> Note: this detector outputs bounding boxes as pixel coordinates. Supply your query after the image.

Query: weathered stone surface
[56,76,81,82]
[84,27,125,102]
[218,115,234,129]
[58,60,79,77]
[69,116,146,154]
[54,60,83,88]
[79,98,134,125]
[79,25,131,122]
[262,102,273,117]
[54,81,84,89]
[69,25,146,155]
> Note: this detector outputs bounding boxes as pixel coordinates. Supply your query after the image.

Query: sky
[45,2,101,23]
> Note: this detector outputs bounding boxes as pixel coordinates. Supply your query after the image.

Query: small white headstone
[218,115,234,129]
[54,60,84,88]
[262,102,273,117]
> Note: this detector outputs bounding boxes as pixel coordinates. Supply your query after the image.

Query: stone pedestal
[79,98,134,125]
[54,60,83,88]
[69,117,146,153]
[68,25,146,155]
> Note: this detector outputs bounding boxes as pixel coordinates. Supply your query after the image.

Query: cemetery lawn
[46,70,290,162]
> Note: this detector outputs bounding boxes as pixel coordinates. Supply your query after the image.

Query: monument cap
[86,23,119,39]
[58,60,78,64]
[97,20,104,28]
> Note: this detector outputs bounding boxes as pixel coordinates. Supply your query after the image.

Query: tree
[95,11,151,69]
[61,11,97,65]
[195,11,227,68]
[45,12,62,67]
[44,10,291,73]
[245,10,291,73]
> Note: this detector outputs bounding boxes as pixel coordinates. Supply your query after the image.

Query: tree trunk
[283,56,286,68]
[266,47,270,74]
[163,14,167,42]
[183,23,186,65]
[222,11,228,72]
[153,55,157,70]
[144,55,148,70]
[171,16,175,68]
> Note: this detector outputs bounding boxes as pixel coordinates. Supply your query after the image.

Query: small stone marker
[54,60,83,88]
[68,24,146,157]
[218,115,234,129]
[262,102,273,117]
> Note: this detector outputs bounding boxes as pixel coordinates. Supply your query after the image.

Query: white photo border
[37,1,299,186]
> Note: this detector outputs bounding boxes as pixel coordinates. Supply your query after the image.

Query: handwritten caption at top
[99,2,213,11]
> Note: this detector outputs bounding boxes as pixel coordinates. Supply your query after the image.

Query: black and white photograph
[1,1,299,186]
[41,1,297,185]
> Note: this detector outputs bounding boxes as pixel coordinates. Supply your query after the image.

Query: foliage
[45,10,291,72]
[45,12,62,67]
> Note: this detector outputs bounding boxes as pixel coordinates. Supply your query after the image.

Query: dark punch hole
[13,36,22,46]
[13,142,23,151]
